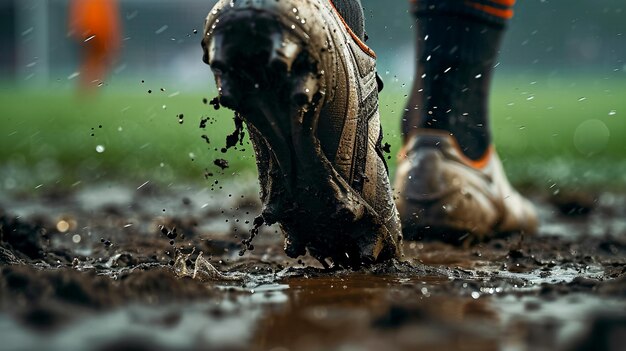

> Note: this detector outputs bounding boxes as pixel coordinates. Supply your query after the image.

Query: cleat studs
[291,73,319,106]
[215,73,238,109]
[268,32,302,73]
[207,32,226,67]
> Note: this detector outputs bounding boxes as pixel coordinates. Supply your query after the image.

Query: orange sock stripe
[466,2,514,19]
[487,0,515,6]
[410,0,515,8]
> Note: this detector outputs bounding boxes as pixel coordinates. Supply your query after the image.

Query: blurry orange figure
[69,0,121,90]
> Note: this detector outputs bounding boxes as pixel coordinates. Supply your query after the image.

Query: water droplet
[96,145,105,153]
[56,220,70,233]
[574,119,610,155]
[155,25,168,34]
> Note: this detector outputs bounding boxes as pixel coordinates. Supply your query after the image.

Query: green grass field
[0,73,624,191]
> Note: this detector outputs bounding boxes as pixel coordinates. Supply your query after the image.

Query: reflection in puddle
[0,270,624,351]
[0,282,289,351]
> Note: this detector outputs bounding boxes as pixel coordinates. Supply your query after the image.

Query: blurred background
[0,0,624,192]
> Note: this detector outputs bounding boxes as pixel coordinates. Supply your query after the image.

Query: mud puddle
[0,184,625,350]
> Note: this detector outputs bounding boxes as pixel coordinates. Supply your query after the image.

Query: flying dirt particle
[202,97,208,104]
[224,113,244,152]
[193,29,198,34]
[177,114,184,124]
[201,134,210,144]
[204,170,214,179]
[159,225,178,240]
[148,90,152,94]
[199,117,209,129]
[382,142,392,154]
[214,159,229,170]
[239,216,265,256]
[209,97,221,110]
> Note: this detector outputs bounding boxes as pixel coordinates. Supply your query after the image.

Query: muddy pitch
[0,184,624,351]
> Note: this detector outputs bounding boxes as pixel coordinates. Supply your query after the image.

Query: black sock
[331,0,365,41]
[403,0,514,160]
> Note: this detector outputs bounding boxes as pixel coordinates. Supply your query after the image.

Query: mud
[213,159,229,170]
[0,185,624,351]
[223,113,245,153]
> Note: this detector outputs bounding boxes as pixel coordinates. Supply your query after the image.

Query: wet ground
[0,183,625,351]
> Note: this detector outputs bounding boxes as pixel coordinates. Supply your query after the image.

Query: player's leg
[403,0,514,159]
[69,0,121,90]
[395,0,538,242]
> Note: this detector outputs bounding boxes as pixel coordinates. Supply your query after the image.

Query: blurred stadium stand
[1,0,624,88]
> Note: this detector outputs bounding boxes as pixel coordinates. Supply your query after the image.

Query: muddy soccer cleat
[202,0,402,267]
[394,130,538,242]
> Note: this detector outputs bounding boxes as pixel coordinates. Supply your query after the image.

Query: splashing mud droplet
[174,250,244,281]
[239,216,265,256]
[209,97,221,110]
[213,159,229,170]
[224,113,244,152]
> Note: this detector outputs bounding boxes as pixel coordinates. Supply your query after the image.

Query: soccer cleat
[394,130,538,242]
[202,0,402,268]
